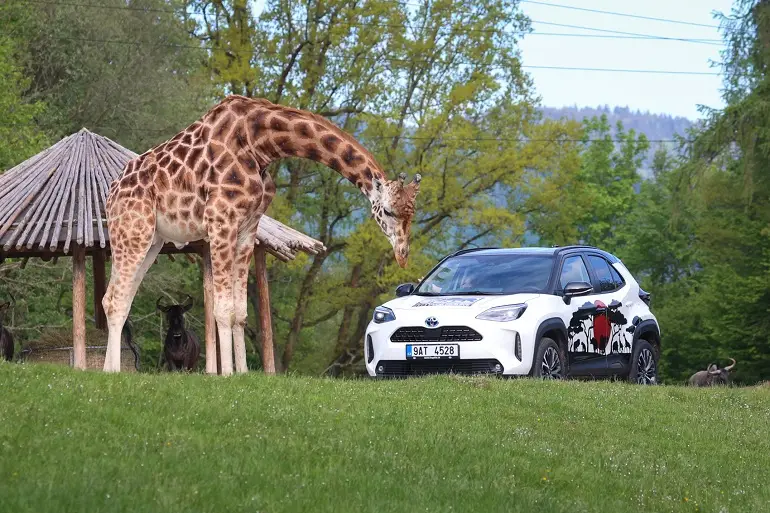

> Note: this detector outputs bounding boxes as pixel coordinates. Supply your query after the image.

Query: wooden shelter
[0,128,325,374]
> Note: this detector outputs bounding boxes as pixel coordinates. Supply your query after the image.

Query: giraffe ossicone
[101,95,421,374]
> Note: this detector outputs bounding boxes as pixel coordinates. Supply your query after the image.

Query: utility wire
[529,32,721,43]
[17,0,725,45]
[531,20,722,45]
[0,122,686,142]
[40,36,721,75]
[521,0,720,29]
[523,65,719,76]
[20,0,726,31]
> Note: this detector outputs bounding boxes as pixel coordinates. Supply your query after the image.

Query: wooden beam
[254,247,276,375]
[72,244,87,369]
[201,245,218,375]
[93,250,107,330]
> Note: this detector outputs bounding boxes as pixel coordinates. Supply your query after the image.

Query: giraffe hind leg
[232,231,258,373]
[102,217,161,372]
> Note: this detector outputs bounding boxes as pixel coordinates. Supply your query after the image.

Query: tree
[0,37,46,170]
[189,0,581,373]
[1,0,213,151]
[609,0,770,384]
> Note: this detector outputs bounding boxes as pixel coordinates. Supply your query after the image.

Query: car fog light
[377,364,385,374]
[493,363,503,373]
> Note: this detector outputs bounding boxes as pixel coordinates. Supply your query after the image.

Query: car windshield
[414,254,554,296]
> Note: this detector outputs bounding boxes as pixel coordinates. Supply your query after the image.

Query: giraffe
[102,95,421,374]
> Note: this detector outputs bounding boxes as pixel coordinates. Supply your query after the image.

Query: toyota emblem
[425,317,439,328]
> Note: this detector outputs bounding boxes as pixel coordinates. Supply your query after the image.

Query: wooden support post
[201,245,218,375]
[254,247,276,375]
[72,244,87,369]
[93,250,107,330]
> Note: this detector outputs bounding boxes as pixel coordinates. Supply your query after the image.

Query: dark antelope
[689,358,736,386]
[0,301,13,362]
[157,295,200,371]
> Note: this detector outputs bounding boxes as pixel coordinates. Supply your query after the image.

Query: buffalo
[689,358,736,386]
[157,295,200,372]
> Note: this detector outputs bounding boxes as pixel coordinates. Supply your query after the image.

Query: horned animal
[0,301,14,362]
[688,358,736,386]
[157,295,200,371]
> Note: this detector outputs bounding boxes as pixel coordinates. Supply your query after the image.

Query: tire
[529,337,566,379]
[629,339,658,385]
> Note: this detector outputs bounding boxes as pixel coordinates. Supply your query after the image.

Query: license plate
[406,344,460,360]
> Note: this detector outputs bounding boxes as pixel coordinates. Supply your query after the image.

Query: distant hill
[539,105,696,178]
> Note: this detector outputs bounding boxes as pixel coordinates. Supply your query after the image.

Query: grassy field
[0,363,768,513]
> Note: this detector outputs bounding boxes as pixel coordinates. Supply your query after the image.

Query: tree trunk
[254,247,276,374]
[72,244,87,370]
[92,250,107,330]
[282,252,327,371]
[332,263,362,358]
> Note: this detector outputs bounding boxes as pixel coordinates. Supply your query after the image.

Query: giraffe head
[370,172,421,268]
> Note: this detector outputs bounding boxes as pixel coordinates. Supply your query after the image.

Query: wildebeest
[157,295,200,371]
[121,319,141,371]
[0,301,13,362]
[689,358,736,386]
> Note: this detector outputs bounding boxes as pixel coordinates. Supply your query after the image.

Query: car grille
[390,326,483,343]
[375,359,502,377]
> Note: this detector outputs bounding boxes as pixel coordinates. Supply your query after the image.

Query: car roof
[450,245,620,263]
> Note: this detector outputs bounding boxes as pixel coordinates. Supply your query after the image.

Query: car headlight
[373,306,396,323]
[475,304,527,322]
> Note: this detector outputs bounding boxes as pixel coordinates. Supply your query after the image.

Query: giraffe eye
[383,209,395,217]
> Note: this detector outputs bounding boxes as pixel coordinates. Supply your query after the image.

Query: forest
[0,0,767,384]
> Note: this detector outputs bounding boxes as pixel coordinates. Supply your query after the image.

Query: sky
[518,0,736,120]
[250,0,736,121]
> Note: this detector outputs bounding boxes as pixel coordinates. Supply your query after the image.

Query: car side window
[559,255,591,289]
[609,264,625,289]
[587,255,618,292]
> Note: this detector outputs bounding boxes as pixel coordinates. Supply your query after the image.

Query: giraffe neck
[222,96,387,198]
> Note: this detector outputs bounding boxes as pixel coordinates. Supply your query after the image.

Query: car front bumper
[364,316,538,377]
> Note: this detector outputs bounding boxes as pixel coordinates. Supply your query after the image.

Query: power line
[0,122,686,143]
[17,0,724,45]
[529,32,721,43]
[522,65,719,76]
[531,20,722,45]
[521,0,720,29]
[41,36,721,75]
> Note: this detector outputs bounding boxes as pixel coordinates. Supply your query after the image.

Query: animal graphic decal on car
[568,300,632,354]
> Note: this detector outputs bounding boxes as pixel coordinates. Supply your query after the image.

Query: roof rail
[554,244,597,253]
[451,246,500,257]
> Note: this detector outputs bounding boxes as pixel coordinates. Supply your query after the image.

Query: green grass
[1,364,768,513]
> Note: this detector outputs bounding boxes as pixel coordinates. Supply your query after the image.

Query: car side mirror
[563,281,593,305]
[395,283,415,297]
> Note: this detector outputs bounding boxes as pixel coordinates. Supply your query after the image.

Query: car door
[584,254,634,357]
[557,253,606,362]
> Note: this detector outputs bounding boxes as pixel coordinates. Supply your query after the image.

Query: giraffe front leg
[232,232,258,374]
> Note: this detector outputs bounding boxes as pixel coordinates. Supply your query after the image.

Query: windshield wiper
[449,291,503,295]
[413,291,442,296]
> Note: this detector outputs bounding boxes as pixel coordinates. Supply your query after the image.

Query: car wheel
[530,337,565,380]
[629,339,658,385]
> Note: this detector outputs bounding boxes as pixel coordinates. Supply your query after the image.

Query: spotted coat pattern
[101,95,421,374]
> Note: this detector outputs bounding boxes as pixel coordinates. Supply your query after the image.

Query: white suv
[364,246,661,383]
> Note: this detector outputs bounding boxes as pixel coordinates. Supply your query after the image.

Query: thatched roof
[0,129,325,261]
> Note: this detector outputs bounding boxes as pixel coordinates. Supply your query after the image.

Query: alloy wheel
[541,347,563,379]
[636,347,657,384]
